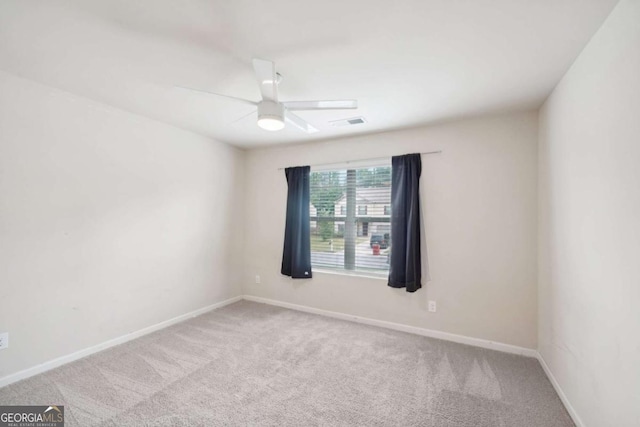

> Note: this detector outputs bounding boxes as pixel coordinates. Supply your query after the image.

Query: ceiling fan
[177,58,357,133]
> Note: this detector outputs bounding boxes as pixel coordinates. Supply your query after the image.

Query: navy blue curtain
[388,154,422,292]
[281,166,313,279]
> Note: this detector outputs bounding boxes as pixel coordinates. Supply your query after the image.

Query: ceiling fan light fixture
[257,116,285,131]
[257,101,285,131]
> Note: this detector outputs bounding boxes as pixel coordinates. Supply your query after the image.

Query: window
[384,205,391,215]
[309,165,392,275]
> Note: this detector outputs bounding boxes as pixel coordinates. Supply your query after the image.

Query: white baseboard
[536,352,584,427]
[0,295,242,389]
[242,295,538,358]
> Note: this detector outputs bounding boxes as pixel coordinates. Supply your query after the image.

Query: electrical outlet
[428,301,437,313]
[0,332,8,350]
[255,275,261,284]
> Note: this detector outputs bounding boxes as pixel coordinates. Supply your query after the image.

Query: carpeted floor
[0,301,574,426]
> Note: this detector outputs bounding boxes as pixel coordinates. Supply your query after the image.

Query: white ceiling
[0,0,618,148]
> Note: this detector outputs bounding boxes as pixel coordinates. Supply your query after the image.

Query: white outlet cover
[255,275,261,284]
[428,301,437,312]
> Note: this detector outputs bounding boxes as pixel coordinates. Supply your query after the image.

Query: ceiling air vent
[329,116,367,127]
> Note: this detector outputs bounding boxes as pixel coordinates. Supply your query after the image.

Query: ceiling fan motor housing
[258,101,284,122]
[257,101,285,131]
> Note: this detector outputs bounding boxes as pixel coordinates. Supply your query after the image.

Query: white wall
[0,71,245,379]
[538,0,640,425]
[243,111,539,349]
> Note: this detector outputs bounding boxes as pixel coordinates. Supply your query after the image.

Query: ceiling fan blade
[231,110,256,124]
[175,86,257,106]
[285,110,319,134]
[252,58,278,102]
[282,100,358,111]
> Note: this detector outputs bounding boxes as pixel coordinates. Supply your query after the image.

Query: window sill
[313,268,389,281]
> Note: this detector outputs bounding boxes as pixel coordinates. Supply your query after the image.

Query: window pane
[310,165,391,274]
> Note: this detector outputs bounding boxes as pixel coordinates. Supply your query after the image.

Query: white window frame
[309,160,391,278]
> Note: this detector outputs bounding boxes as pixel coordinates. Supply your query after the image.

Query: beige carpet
[0,301,573,426]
